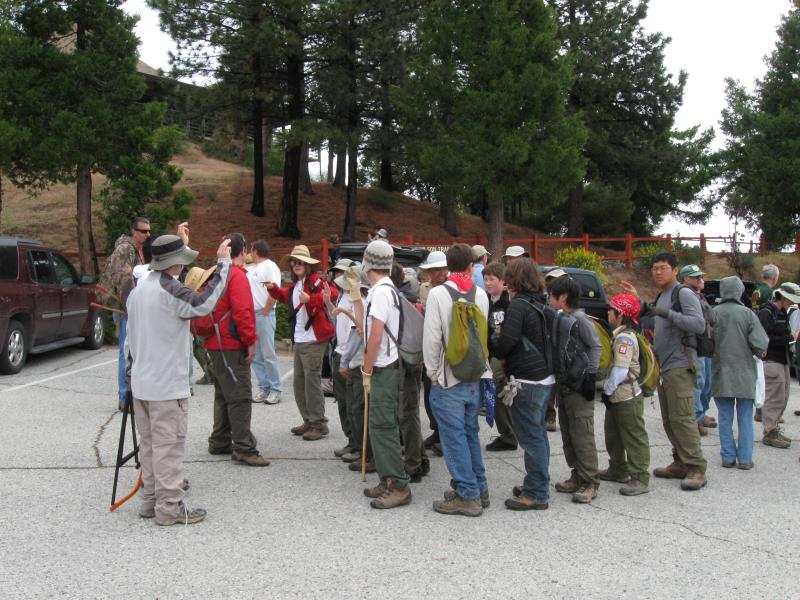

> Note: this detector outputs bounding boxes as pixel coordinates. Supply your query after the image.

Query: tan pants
[658,368,707,473]
[134,398,188,521]
[763,361,790,434]
[293,341,328,427]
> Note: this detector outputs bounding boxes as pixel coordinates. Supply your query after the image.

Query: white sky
[123,0,795,247]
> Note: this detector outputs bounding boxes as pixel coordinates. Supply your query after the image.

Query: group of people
[111,217,800,525]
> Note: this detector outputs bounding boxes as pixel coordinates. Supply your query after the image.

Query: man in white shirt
[247,240,283,404]
[361,240,412,509]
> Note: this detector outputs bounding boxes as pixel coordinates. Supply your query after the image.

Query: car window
[28,250,57,285]
[0,247,18,279]
[573,273,601,300]
[52,253,78,286]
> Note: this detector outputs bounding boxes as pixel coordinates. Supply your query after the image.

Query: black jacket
[489,292,553,381]
[758,302,790,364]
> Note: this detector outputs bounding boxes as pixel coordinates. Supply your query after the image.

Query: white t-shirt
[293,278,318,343]
[334,294,354,355]
[247,259,281,311]
[364,277,400,368]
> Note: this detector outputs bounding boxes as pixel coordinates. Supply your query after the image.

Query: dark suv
[0,237,104,374]
[539,265,609,321]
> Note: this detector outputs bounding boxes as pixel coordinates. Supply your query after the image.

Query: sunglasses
[135,228,151,235]
[289,260,306,268]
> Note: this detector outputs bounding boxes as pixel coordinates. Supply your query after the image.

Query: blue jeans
[252,311,282,393]
[430,382,487,500]
[116,314,129,404]
[715,397,754,465]
[510,382,552,502]
[694,357,713,422]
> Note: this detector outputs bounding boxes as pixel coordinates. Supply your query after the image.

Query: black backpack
[550,311,591,391]
[658,284,716,358]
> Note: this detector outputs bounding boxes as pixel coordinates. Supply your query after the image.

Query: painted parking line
[0,359,118,395]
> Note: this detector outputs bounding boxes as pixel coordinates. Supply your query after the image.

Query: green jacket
[712,276,769,399]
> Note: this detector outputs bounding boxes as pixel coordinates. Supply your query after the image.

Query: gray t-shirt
[653,282,706,372]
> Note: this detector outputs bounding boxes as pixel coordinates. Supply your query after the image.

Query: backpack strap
[365,282,401,356]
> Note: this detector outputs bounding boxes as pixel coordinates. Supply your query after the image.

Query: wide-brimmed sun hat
[419,251,447,270]
[184,265,217,291]
[774,282,800,304]
[334,266,371,291]
[281,245,320,270]
[330,258,354,272]
[150,235,199,272]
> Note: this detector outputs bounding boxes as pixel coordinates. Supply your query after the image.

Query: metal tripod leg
[110,393,140,508]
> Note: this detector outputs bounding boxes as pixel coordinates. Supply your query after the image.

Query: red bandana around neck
[448,271,474,292]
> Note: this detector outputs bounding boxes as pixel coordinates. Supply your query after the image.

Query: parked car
[702,278,756,306]
[0,236,104,374]
[330,243,429,269]
[539,265,609,321]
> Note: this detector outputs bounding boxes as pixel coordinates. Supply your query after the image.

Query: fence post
[321,238,329,273]
[759,236,767,256]
[625,233,633,269]
[666,234,672,251]
[582,233,590,251]
[699,233,706,254]
[531,234,539,263]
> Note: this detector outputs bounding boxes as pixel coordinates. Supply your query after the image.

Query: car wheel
[83,312,105,350]
[0,320,27,375]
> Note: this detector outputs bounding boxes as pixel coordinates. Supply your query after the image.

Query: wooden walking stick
[361,385,369,482]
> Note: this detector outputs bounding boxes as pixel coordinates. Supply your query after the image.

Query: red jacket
[269,273,337,343]
[204,265,257,350]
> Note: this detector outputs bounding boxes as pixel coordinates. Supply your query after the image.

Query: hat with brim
[334,266,370,291]
[504,245,528,258]
[184,265,217,291]
[471,244,490,260]
[679,264,705,279]
[330,258,353,272]
[280,245,320,270]
[545,268,568,281]
[150,235,199,271]
[419,251,447,270]
[774,282,800,304]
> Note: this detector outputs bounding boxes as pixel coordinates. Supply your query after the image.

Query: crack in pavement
[588,503,800,566]
[92,411,118,467]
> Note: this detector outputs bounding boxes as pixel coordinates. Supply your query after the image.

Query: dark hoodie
[489,291,554,381]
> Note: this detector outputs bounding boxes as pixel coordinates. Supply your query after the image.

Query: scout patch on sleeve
[618,344,627,355]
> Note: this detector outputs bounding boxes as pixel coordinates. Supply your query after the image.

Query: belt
[372,361,399,373]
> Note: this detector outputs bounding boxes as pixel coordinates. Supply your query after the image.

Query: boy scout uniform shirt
[610,326,641,403]
[364,277,400,368]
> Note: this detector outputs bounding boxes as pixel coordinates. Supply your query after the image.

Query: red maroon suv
[0,236,104,374]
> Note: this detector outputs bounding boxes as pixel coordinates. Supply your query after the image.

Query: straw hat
[280,245,320,270]
[184,265,217,291]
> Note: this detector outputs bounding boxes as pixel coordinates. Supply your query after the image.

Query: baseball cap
[544,268,568,281]
[504,245,527,258]
[679,264,705,279]
[471,244,490,261]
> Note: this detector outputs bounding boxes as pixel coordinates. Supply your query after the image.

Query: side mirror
[80,274,96,285]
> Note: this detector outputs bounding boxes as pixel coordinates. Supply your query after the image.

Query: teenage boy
[424,244,490,517]
[361,240,412,509]
[622,252,707,491]
[483,262,517,452]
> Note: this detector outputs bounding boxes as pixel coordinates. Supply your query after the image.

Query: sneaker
[341,450,362,463]
[698,423,708,437]
[545,414,557,432]
[737,462,754,470]
[555,472,581,494]
[155,503,207,526]
[208,446,234,455]
[485,438,518,452]
[680,468,707,491]
[571,482,598,504]
[448,479,490,508]
[291,422,311,436]
[653,461,688,479]
[349,460,376,473]
[370,479,412,509]
[619,478,649,496]
[195,374,213,385]
[264,391,282,405]
[701,415,717,428]
[423,433,440,449]
[252,390,269,404]
[334,445,354,458]
[505,495,548,511]
[138,506,155,519]
[434,493,483,517]
[721,460,736,468]
[303,426,327,441]
[598,469,631,483]
[232,450,270,466]
[763,429,791,449]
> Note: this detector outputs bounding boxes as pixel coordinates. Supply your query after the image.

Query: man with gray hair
[753,264,780,309]
[126,235,232,526]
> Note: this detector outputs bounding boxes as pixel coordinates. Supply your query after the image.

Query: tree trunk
[76,167,96,276]
[379,158,393,192]
[0,169,3,229]
[326,141,334,183]
[262,121,273,175]
[299,143,314,195]
[343,143,358,242]
[487,191,504,259]
[278,29,303,239]
[566,181,584,237]
[333,148,346,188]
[439,194,459,236]
[251,93,265,217]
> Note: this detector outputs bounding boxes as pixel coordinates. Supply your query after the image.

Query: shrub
[553,247,606,284]
[634,242,667,268]
[672,239,704,267]
[275,302,291,342]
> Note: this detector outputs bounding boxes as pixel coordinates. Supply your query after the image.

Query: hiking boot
[264,391,282,405]
[180,478,190,491]
[195,374,213,385]
[423,432,440,449]
[763,429,791,449]
[545,414,557,432]
[334,445,354,458]
[364,480,387,498]
[370,479,412,509]
[448,479,490,508]
[795,410,800,417]
[302,426,327,441]
[598,469,631,483]
[571,482,598,504]
[619,478,649,496]
[232,450,270,466]
[701,415,717,428]
[208,446,233,455]
[512,485,523,497]
[754,411,762,422]
[653,461,688,479]
[776,429,792,443]
[555,472,581,494]
[408,467,425,483]
[138,506,155,519]
[291,422,311,436]
[341,450,362,463]
[737,462,754,470]
[349,460,376,473]
[721,460,736,468]
[485,438,517,452]
[680,468,707,491]
[505,495,548,511]
[698,423,708,437]
[155,504,207,526]
[420,454,431,475]
[432,443,443,456]
[434,493,483,517]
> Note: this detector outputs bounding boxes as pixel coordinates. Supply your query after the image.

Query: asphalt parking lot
[1,346,799,599]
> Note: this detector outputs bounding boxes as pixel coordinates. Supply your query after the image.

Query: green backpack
[442,286,489,384]
[596,320,659,397]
